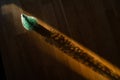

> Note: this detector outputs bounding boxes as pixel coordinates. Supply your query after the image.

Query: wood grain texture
[0,0,120,80]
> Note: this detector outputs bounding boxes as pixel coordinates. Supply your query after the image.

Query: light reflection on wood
[1,2,120,80]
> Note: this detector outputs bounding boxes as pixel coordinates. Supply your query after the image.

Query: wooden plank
[0,0,120,80]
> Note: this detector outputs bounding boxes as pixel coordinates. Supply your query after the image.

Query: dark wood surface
[0,0,120,80]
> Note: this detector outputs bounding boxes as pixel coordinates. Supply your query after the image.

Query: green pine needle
[21,14,38,30]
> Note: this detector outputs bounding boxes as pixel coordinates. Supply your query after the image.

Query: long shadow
[1,0,120,80]
[0,0,86,80]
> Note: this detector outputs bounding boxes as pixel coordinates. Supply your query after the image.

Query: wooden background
[0,0,120,80]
